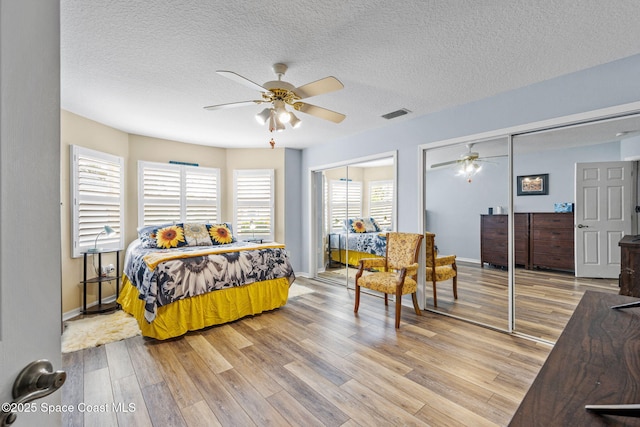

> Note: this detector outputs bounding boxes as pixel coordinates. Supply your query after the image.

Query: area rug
[288,283,315,298]
[61,310,141,353]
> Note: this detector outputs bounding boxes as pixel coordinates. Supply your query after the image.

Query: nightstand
[81,249,121,314]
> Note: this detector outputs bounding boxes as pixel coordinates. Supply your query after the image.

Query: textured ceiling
[61,0,640,149]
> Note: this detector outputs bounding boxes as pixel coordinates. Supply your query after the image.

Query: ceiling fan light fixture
[289,112,302,129]
[255,108,272,125]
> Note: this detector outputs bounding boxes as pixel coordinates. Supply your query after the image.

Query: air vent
[381,108,411,120]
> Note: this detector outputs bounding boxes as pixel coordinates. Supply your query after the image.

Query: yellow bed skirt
[331,249,383,267]
[117,275,291,340]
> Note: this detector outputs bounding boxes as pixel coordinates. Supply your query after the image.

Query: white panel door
[575,161,635,278]
[1,1,63,426]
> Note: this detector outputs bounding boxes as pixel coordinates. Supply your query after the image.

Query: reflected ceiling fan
[203,63,346,132]
[431,143,506,182]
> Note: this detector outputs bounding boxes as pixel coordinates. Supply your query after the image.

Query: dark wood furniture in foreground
[510,291,640,426]
[620,235,640,297]
[480,212,574,272]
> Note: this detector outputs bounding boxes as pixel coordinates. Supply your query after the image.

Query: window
[234,169,274,241]
[329,179,362,232]
[369,180,393,229]
[71,145,124,257]
[138,161,220,226]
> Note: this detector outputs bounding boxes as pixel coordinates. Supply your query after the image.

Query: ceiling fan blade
[294,76,344,99]
[294,102,345,123]
[216,70,268,93]
[203,100,262,111]
[431,159,460,169]
[479,154,508,160]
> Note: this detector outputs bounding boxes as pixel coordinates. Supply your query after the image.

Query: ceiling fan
[431,143,506,182]
[203,63,346,132]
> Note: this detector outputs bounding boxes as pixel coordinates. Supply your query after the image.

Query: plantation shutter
[185,166,219,223]
[138,161,220,227]
[71,146,125,257]
[234,169,274,240]
[369,180,393,229]
[329,180,362,232]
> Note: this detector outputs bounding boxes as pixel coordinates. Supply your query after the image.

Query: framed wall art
[517,174,549,196]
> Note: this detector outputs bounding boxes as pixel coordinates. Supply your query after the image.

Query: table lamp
[88,225,115,253]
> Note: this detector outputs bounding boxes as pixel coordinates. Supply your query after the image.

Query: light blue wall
[297,54,640,274]
[622,136,640,159]
[284,148,303,270]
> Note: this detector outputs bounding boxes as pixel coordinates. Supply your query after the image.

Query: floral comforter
[329,232,387,257]
[124,239,295,323]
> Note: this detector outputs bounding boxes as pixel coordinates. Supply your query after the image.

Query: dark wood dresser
[619,235,640,297]
[480,212,574,272]
[510,291,640,426]
[480,213,529,268]
[529,212,574,272]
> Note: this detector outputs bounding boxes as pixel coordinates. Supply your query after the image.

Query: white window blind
[369,180,393,229]
[329,179,362,232]
[71,145,125,257]
[234,169,274,241]
[138,161,220,227]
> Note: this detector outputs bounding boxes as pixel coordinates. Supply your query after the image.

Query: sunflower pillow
[348,217,380,233]
[207,223,235,245]
[138,223,173,248]
[155,224,188,249]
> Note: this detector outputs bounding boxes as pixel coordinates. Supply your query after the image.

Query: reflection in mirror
[512,115,640,342]
[316,157,395,289]
[424,138,509,331]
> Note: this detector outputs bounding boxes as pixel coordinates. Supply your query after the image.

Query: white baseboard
[62,295,117,321]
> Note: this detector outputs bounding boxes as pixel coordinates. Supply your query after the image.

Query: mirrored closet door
[511,114,640,342]
[314,156,396,288]
[423,137,510,331]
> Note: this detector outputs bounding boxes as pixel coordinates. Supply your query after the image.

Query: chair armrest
[435,255,456,266]
[403,262,419,277]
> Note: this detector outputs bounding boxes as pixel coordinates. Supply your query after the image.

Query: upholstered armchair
[354,232,424,328]
[425,232,457,307]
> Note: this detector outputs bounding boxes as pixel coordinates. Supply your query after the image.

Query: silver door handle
[0,360,66,426]
[577,224,589,228]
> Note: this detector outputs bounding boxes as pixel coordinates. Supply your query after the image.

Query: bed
[328,218,387,267]
[117,223,295,340]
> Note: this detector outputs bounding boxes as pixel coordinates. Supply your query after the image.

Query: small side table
[81,249,121,314]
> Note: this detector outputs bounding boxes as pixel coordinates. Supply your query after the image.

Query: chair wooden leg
[411,292,421,316]
[453,275,458,300]
[395,291,402,329]
[432,280,438,307]
[384,293,388,306]
[354,284,360,313]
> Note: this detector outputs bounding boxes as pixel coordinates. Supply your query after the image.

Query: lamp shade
[255,108,272,125]
[289,112,302,129]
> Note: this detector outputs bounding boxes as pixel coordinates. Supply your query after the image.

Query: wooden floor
[320,262,619,342]
[62,276,553,427]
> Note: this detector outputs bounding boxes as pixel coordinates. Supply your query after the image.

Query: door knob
[577,224,589,228]
[0,360,66,426]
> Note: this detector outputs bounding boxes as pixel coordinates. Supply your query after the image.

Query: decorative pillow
[155,224,187,249]
[349,218,368,233]
[137,223,170,249]
[207,223,235,245]
[366,217,382,232]
[182,223,213,246]
[348,218,380,233]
